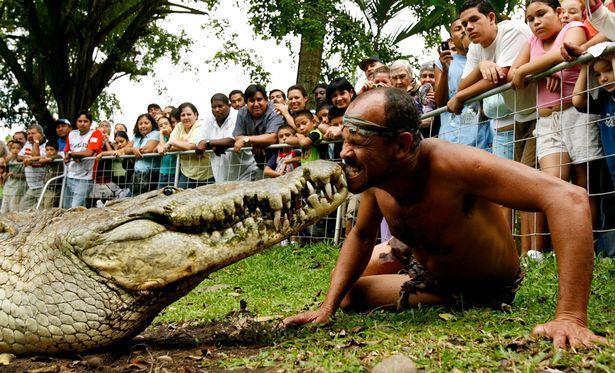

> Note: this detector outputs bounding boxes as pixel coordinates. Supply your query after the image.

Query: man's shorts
[536,107,603,164]
[344,193,361,221]
[514,120,537,168]
[386,238,524,310]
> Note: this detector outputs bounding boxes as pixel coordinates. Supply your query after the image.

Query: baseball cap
[56,118,71,126]
[359,56,382,71]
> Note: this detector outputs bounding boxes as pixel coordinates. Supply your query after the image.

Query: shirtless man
[284,88,606,349]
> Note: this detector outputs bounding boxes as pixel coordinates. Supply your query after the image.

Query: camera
[440,41,450,51]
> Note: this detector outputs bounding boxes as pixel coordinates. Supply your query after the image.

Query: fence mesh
[10,46,614,250]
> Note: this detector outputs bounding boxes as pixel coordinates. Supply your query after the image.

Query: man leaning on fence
[196,93,260,182]
[232,84,285,172]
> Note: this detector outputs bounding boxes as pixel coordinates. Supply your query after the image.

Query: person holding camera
[435,18,492,151]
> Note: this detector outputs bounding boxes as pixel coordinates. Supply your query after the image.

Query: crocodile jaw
[76,161,348,291]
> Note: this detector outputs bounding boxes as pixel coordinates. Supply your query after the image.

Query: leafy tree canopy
[0,0,212,132]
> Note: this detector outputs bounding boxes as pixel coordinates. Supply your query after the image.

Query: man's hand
[447,96,464,115]
[195,140,207,157]
[511,66,529,90]
[133,148,143,159]
[156,144,166,155]
[533,318,607,349]
[283,307,333,327]
[233,138,246,153]
[32,133,43,143]
[324,126,342,140]
[479,61,505,85]
[439,48,453,73]
[274,103,290,117]
[561,42,586,62]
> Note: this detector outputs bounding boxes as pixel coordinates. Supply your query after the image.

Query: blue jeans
[493,129,514,160]
[157,173,176,189]
[62,178,93,209]
[177,172,214,190]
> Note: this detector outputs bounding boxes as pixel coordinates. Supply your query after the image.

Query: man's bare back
[373,139,520,284]
[284,88,606,349]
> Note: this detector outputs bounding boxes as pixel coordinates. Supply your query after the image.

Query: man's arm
[448,69,508,114]
[434,142,605,348]
[284,190,382,325]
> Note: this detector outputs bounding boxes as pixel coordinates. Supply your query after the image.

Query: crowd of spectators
[0,0,613,255]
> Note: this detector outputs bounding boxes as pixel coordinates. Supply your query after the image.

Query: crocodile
[0,161,348,355]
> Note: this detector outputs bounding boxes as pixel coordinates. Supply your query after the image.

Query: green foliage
[155,244,615,371]
[0,1,209,130]
[202,19,272,85]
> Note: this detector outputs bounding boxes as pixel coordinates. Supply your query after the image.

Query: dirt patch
[3,315,285,372]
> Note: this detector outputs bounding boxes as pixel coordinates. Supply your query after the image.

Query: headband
[342,115,402,138]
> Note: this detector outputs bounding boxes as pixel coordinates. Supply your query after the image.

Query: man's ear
[488,11,497,24]
[394,132,415,158]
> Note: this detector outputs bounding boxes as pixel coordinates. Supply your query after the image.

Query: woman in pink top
[509,0,602,204]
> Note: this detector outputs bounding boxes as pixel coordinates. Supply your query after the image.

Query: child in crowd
[573,52,615,184]
[38,140,63,208]
[372,66,392,87]
[510,0,602,257]
[264,125,301,178]
[560,0,586,23]
[125,114,160,195]
[157,116,177,188]
[511,0,601,186]
[315,103,331,126]
[96,130,130,187]
[284,110,327,164]
[0,140,26,213]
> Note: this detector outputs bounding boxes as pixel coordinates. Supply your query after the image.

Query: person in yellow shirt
[159,102,212,189]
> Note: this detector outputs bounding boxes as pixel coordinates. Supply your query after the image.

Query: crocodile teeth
[307,194,320,208]
[339,173,347,188]
[255,207,262,216]
[223,228,234,240]
[273,210,281,230]
[282,218,290,230]
[332,185,338,195]
[210,231,222,242]
[284,200,291,209]
[325,183,332,199]
[319,190,325,199]
[299,209,307,220]
[306,181,315,195]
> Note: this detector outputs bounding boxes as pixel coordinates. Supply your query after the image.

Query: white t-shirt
[66,128,103,180]
[201,109,259,182]
[463,20,536,123]
[18,141,47,189]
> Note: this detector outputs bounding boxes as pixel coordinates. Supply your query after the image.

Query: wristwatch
[243,136,250,145]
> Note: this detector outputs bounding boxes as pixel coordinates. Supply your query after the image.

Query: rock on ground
[372,354,417,373]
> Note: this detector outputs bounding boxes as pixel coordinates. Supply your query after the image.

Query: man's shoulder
[497,20,531,38]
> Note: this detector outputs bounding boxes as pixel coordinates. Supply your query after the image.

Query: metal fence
[5,45,614,250]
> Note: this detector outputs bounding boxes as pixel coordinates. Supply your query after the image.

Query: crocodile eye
[162,187,177,196]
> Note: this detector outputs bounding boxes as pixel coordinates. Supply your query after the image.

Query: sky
[2,1,440,138]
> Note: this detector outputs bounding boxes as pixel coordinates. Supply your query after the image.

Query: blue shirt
[133,130,160,172]
[436,55,491,151]
[596,91,615,184]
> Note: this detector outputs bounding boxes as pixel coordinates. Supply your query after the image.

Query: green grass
[155,243,615,371]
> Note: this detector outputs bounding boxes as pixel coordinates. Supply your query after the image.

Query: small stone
[372,355,417,373]
[84,356,105,368]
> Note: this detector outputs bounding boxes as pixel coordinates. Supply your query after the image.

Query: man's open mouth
[343,163,363,179]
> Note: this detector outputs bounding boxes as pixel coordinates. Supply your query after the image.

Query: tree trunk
[295,29,325,94]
